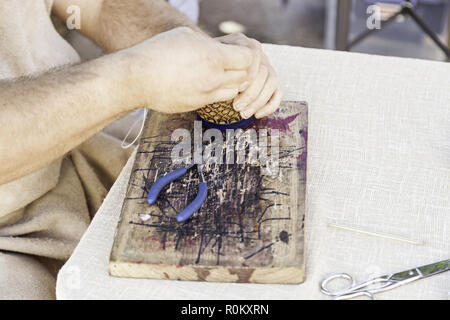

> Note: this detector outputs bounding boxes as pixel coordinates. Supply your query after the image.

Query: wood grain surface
[109,101,308,284]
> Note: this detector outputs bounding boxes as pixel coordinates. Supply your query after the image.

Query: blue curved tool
[176,181,207,222]
[147,164,207,222]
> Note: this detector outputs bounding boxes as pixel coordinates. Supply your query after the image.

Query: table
[56,43,450,299]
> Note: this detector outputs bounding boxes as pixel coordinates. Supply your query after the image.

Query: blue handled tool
[147,164,207,222]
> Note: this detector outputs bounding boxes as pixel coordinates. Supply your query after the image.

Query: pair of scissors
[320,259,450,300]
[147,163,207,223]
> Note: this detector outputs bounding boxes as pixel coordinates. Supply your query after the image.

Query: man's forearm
[97,0,203,52]
[0,53,133,184]
[53,0,202,53]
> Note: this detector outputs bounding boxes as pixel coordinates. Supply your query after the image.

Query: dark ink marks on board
[279,230,289,244]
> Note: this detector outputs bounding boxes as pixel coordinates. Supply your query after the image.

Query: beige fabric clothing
[0,0,132,299]
[0,252,56,299]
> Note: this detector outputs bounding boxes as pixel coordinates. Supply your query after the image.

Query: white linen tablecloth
[56,44,450,299]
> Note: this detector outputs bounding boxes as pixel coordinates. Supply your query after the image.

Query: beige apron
[0,0,132,299]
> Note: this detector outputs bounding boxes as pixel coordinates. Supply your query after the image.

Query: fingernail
[239,81,249,91]
[241,109,253,119]
[234,102,246,111]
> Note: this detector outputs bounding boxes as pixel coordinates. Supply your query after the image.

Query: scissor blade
[418,259,450,278]
[390,259,450,282]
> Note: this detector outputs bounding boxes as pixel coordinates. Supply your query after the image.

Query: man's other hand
[216,33,283,119]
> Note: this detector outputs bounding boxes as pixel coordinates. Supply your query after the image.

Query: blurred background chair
[326,0,450,60]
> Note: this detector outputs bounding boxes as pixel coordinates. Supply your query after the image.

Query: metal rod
[328,223,426,246]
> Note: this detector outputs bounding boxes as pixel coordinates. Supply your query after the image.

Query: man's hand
[120,27,253,113]
[216,33,283,119]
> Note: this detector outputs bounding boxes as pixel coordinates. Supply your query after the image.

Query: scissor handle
[320,273,355,296]
[147,167,187,205]
[321,273,375,300]
[320,273,395,300]
[177,182,207,222]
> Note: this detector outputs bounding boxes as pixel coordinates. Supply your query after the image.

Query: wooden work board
[109,101,308,284]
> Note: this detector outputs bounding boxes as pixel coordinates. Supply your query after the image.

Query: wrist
[97,50,148,114]
[115,43,161,111]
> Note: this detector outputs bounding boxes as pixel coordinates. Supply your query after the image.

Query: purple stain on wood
[300,128,308,145]
[297,129,308,169]
[297,152,307,169]
[254,113,300,133]
[256,112,307,170]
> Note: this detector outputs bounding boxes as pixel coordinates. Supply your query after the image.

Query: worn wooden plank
[109,101,308,284]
